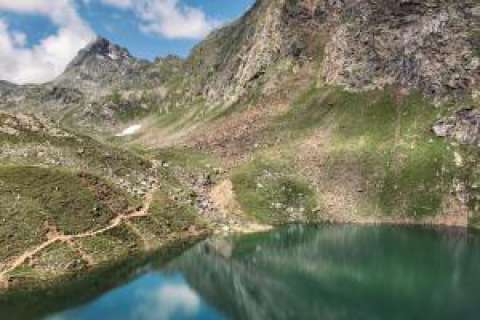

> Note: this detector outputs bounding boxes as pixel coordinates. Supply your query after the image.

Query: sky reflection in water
[46,273,224,320]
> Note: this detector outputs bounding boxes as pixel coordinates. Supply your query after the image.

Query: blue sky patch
[0,0,255,84]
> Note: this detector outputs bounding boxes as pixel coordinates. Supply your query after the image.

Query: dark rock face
[433,108,480,145]
[322,0,480,98]
[53,37,148,96]
[65,37,132,69]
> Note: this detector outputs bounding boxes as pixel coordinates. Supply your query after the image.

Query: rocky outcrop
[184,0,479,105]
[433,108,480,145]
[0,112,71,137]
[322,0,480,98]
[185,0,327,104]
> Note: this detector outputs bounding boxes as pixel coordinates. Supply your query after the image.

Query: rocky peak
[54,36,147,97]
[65,36,133,70]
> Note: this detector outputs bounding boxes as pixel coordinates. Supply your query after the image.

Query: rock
[322,0,479,98]
[433,122,455,137]
[454,180,470,204]
[433,108,480,146]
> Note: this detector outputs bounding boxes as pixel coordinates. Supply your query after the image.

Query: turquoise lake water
[2,225,480,320]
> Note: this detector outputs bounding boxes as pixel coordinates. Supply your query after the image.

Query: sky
[0,0,255,85]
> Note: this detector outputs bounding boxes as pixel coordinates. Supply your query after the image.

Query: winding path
[0,189,156,288]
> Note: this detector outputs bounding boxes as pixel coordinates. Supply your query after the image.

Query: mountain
[0,0,479,290]
[65,36,136,71]
[0,80,16,91]
[186,0,479,104]
[3,0,477,127]
[53,37,149,96]
[0,37,185,132]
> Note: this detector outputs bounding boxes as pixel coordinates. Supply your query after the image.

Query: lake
[2,224,480,320]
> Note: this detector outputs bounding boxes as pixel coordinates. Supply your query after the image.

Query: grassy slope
[230,86,477,225]
[232,159,317,224]
[0,166,136,261]
[0,114,208,287]
[0,165,206,287]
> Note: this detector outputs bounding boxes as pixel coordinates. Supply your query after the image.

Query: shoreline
[1,218,476,295]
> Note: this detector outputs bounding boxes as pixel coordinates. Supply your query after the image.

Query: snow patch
[116,124,142,137]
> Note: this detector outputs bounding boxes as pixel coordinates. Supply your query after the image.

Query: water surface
[3,225,480,320]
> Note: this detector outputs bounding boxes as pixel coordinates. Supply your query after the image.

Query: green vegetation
[322,89,456,217]
[379,140,454,216]
[230,86,462,221]
[0,166,138,261]
[31,242,86,277]
[78,225,142,264]
[232,159,317,224]
[470,30,480,58]
[154,147,218,173]
[457,146,480,228]
[111,92,157,123]
[149,189,203,231]
[0,112,211,289]
[0,192,48,261]
[110,90,122,105]
[131,189,203,239]
[0,118,152,197]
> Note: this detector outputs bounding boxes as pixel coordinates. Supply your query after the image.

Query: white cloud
[0,0,95,84]
[134,282,201,320]
[101,0,220,39]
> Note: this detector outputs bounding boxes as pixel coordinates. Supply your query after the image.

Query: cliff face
[322,0,480,98]
[185,0,479,104]
[185,0,328,104]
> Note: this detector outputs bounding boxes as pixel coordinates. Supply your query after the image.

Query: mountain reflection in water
[167,225,480,320]
[16,225,480,320]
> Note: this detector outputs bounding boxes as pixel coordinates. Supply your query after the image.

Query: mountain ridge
[1,0,478,124]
